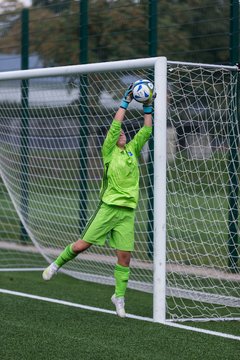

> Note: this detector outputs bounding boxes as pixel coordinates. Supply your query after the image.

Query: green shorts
[81,202,135,251]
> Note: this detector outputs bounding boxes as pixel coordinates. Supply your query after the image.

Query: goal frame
[0,57,239,326]
[0,56,168,323]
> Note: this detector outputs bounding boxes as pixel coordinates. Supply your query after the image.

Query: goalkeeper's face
[117,130,127,148]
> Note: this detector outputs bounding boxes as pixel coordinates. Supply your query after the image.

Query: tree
[88,0,149,62]
[162,0,230,64]
[0,1,23,51]
[0,0,235,67]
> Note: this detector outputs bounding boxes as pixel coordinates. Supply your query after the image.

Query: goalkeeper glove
[143,91,157,114]
[120,84,133,110]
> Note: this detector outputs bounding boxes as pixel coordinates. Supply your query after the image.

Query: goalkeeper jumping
[42,84,154,318]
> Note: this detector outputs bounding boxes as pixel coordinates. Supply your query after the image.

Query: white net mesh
[0,67,154,290]
[166,63,240,320]
[0,60,239,321]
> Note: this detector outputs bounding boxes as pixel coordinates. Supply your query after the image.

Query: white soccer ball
[132,79,154,103]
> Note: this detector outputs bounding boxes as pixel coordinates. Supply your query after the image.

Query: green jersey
[100,120,152,209]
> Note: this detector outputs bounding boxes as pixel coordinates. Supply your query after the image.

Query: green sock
[54,244,77,268]
[114,264,130,298]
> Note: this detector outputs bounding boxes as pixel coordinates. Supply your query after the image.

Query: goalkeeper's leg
[111,250,131,318]
[42,203,113,280]
[42,239,92,280]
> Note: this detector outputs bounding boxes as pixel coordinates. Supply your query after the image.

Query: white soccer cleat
[42,263,58,281]
[111,294,126,318]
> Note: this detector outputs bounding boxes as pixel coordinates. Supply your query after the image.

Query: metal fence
[0,1,239,72]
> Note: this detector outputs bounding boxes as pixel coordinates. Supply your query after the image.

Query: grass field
[0,271,240,360]
[1,149,240,359]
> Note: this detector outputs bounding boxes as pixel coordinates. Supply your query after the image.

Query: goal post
[228,65,240,273]
[0,57,240,324]
[153,57,167,323]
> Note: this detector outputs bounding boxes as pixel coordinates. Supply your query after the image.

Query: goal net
[166,62,240,321]
[0,58,239,322]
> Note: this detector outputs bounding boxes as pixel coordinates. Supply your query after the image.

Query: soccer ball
[132,79,154,103]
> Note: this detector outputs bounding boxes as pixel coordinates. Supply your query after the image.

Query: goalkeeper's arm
[114,84,134,123]
[142,90,156,127]
[102,85,133,157]
[114,84,156,127]
[143,113,152,127]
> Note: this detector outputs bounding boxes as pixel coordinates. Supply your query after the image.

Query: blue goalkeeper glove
[120,84,134,109]
[143,91,157,114]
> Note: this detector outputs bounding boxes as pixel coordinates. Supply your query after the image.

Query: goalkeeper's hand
[120,84,134,110]
[143,91,157,114]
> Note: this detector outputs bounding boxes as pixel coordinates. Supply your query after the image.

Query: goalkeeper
[42,84,154,318]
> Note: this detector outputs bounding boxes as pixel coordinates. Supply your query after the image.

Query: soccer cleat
[42,263,58,281]
[111,294,126,318]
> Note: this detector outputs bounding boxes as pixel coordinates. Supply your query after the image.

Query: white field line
[0,267,239,308]
[0,288,152,322]
[0,288,240,341]
[0,268,45,272]
[164,321,240,341]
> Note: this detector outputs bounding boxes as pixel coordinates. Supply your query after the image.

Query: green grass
[1,150,240,359]
[0,271,240,360]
